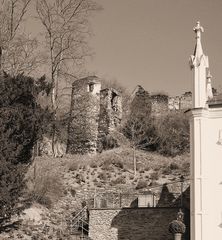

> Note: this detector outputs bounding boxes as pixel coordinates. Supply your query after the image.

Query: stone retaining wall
[89,207,189,240]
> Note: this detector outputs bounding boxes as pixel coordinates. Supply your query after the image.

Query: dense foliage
[123,91,190,157]
[123,88,153,149]
[0,73,49,230]
[156,112,190,156]
[169,220,186,234]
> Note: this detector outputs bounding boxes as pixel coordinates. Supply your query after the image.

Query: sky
[85,0,222,96]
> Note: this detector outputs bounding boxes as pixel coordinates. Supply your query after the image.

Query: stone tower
[67,76,122,154]
[188,22,222,239]
[67,76,101,154]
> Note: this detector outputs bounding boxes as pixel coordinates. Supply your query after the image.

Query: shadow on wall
[111,207,190,240]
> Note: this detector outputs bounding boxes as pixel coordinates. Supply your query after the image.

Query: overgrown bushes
[123,110,190,157]
[27,161,64,208]
[156,112,190,156]
[0,73,48,229]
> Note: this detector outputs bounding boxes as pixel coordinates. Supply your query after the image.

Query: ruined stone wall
[179,92,192,110]
[168,96,180,110]
[98,88,122,135]
[89,207,188,240]
[168,92,192,110]
[67,76,101,154]
[67,77,122,154]
[150,94,169,117]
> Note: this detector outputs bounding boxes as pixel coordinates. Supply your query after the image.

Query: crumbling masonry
[66,76,122,154]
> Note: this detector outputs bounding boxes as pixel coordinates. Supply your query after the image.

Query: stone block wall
[89,207,189,240]
[150,94,169,117]
[99,88,122,135]
[67,76,101,154]
[168,92,192,111]
[179,92,192,110]
[67,76,122,154]
[168,96,180,110]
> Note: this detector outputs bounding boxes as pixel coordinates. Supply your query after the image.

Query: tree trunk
[133,146,136,177]
[51,85,57,157]
[0,46,2,72]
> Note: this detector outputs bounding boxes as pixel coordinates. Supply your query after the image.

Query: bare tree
[0,0,40,76]
[123,90,158,177]
[36,0,101,156]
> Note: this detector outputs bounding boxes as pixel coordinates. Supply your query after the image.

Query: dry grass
[25,148,190,208]
[26,157,65,207]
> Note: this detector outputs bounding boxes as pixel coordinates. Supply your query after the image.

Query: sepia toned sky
[86,0,222,96]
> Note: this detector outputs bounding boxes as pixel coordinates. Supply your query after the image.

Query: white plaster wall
[192,56,208,108]
[190,107,222,240]
[202,116,222,239]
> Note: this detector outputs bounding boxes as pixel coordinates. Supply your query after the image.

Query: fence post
[94,189,96,208]
[119,193,122,208]
[180,175,184,207]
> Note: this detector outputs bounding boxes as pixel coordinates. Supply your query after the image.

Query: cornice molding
[187,107,222,119]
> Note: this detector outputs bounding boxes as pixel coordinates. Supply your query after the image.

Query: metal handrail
[72,205,88,222]
[71,206,89,235]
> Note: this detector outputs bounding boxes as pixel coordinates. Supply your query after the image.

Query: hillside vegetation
[0,74,191,239]
[27,147,190,207]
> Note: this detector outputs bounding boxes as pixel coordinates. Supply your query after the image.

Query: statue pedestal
[174,233,182,240]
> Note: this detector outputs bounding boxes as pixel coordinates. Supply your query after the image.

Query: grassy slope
[1,148,190,239]
[27,146,190,204]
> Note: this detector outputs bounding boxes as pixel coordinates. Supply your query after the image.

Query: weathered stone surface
[168,92,192,110]
[150,94,169,117]
[130,86,168,118]
[67,76,122,154]
[89,208,188,240]
[99,88,122,134]
[132,85,193,115]
[67,76,101,154]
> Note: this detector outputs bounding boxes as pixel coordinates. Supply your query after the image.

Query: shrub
[169,163,179,170]
[162,166,172,175]
[68,162,79,171]
[97,172,107,181]
[111,176,126,185]
[76,173,85,183]
[0,74,48,228]
[99,134,119,151]
[95,182,102,188]
[135,180,147,190]
[161,162,179,175]
[28,164,64,208]
[123,104,189,157]
[70,188,76,197]
[144,166,150,171]
[156,112,190,156]
[150,171,159,180]
[112,159,124,169]
[129,175,134,180]
[169,220,186,234]
[90,162,97,168]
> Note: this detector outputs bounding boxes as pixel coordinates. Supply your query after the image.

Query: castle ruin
[66,76,122,154]
[168,91,192,110]
[132,85,194,117]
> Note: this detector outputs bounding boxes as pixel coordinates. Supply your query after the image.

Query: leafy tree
[123,86,155,150]
[156,111,190,156]
[123,87,190,158]
[0,73,49,231]
[122,87,156,176]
